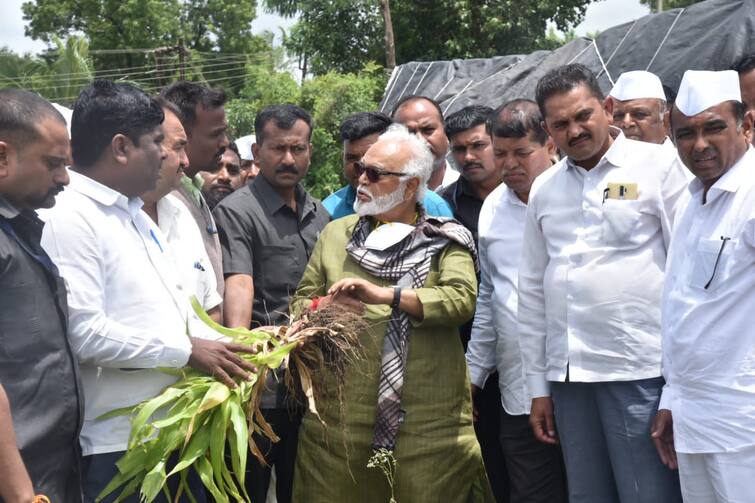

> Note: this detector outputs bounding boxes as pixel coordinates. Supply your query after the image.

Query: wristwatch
[391,286,402,310]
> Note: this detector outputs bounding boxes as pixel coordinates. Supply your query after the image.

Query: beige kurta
[290,215,493,503]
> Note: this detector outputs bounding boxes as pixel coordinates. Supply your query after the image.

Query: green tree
[639,0,703,12]
[264,0,592,75]
[22,0,266,87]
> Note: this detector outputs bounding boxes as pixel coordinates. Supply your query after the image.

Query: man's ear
[742,109,754,145]
[663,108,671,136]
[251,142,260,160]
[112,134,129,165]
[404,176,420,201]
[603,96,615,118]
[0,141,14,179]
[545,136,558,162]
[540,120,552,140]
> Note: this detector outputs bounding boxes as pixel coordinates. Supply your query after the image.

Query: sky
[1,0,650,55]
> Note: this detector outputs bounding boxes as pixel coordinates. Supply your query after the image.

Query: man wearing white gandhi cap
[652,69,755,502]
[608,70,671,145]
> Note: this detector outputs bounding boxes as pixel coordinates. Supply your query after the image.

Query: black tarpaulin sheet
[380,0,755,116]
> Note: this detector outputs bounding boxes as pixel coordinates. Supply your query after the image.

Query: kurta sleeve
[290,224,329,318]
[411,242,477,328]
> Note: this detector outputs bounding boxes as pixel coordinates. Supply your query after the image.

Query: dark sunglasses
[355,161,409,183]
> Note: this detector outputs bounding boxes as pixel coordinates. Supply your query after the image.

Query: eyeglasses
[355,161,408,183]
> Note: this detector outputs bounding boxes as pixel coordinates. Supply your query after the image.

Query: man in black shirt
[440,105,509,502]
[0,88,83,502]
[213,104,329,503]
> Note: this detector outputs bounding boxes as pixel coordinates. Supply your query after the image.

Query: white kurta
[660,146,755,454]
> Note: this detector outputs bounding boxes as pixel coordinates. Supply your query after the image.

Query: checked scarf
[346,208,477,452]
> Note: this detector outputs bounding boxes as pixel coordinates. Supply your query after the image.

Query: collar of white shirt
[69,169,144,217]
[565,132,631,172]
[688,146,755,202]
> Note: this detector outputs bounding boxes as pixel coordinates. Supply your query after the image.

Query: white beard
[353,181,408,217]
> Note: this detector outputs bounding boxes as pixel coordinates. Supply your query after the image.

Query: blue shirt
[322,185,454,219]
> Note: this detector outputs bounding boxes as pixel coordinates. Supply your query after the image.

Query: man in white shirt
[140,98,223,321]
[519,64,688,502]
[652,70,755,502]
[41,80,255,501]
[608,70,672,146]
[391,95,460,191]
[467,99,565,502]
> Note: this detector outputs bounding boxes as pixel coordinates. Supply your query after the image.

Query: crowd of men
[0,53,754,503]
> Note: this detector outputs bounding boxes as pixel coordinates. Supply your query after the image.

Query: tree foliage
[22,0,265,71]
[264,0,593,74]
[0,36,93,103]
[639,0,703,13]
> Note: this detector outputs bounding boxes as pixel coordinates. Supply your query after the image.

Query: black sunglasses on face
[355,161,408,183]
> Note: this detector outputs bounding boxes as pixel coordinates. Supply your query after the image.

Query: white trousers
[677,446,755,503]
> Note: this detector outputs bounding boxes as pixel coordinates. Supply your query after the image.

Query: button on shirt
[466,179,552,415]
[156,194,222,311]
[41,170,193,456]
[518,133,691,398]
[660,147,755,454]
[0,196,84,501]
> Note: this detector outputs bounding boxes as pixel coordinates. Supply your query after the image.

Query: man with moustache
[0,89,83,502]
[323,111,453,219]
[199,141,244,210]
[213,104,329,503]
[140,98,223,322]
[41,80,255,501]
[608,71,672,146]
[466,100,566,503]
[161,82,229,298]
[392,95,459,191]
[518,64,688,503]
[652,70,755,501]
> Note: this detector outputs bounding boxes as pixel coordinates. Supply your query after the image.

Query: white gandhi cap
[234,134,255,161]
[675,70,741,117]
[609,71,666,102]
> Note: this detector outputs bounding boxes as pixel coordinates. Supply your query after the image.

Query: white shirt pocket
[690,238,737,292]
[601,199,644,244]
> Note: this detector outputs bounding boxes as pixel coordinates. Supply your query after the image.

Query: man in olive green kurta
[290,125,493,503]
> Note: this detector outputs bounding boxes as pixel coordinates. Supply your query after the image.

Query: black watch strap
[391,286,402,310]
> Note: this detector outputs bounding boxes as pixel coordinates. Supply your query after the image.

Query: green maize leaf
[220,458,246,502]
[129,386,187,446]
[150,395,201,429]
[114,445,151,479]
[209,399,231,491]
[196,381,231,415]
[111,476,141,503]
[190,296,269,343]
[196,454,226,502]
[168,418,212,476]
[140,459,167,502]
[96,404,138,420]
[95,464,141,502]
[252,341,298,368]
[227,393,248,487]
